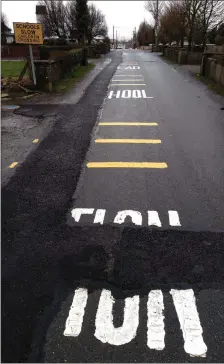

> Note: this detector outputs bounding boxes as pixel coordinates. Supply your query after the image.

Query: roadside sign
[13,22,43,45]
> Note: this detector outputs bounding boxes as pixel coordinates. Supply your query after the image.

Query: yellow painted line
[110,84,145,86]
[9,162,18,169]
[95,139,161,144]
[87,162,168,169]
[33,139,39,143]
[112,79,144,81]
[98,122,158,126]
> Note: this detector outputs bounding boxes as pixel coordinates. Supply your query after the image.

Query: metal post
[116,30,117,49]
[29,44,36,85]
[113,26,114,49]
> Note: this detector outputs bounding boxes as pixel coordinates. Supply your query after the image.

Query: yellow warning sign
[13,22,43,45]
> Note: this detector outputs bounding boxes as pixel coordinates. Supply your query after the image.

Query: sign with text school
[13,22,43,44]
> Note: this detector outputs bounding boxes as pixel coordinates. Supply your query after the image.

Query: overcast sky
[2,1,153,40]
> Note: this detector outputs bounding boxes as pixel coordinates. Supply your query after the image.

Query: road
[2,50,224,363]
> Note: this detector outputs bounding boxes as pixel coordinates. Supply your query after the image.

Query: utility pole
[113,25,114,49]
[155,0,159,50]
[116,30,117,49]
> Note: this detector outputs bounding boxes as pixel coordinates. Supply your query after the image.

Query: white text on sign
[108,90,153,99]
[71,209,181,227]
[64,287,207,357]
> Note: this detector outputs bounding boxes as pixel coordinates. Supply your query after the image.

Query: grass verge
[195,73,224,97]
[55,63,95,93]
[159,54,176,64]
[1,61,27,77]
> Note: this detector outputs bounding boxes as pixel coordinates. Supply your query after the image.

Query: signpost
[13,22,43,85]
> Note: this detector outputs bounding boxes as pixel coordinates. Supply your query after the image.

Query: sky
[1,0,153,40]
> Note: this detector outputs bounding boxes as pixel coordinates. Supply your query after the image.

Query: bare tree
[198,0,224,48]
[145,0,164,43]
[1,12,11,45]
[183,0,204,50]
[159,1,186,46]
[137,21,154,46]
[87,3,107,45]
[64,1,77,39]
[37,0,67,38]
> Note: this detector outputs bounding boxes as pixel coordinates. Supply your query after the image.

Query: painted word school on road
[64,287,207,358]
[71,209,181,227]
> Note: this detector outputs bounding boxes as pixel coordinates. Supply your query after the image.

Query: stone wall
[201,54,224,87]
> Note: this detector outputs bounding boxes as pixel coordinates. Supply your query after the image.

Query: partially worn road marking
[33,139,39,143]
[170,289,207,357]
[110,84,146,86]
[8,162,18,169]
[71,209,180,226]
[87,162,167,168]
[98,122,158,126]
[64,287,207,357]
[95,139,161,144]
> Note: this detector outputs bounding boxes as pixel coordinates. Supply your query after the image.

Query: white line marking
[94,289,139,345]
[148,211,162,227]
[142,90,154,99]
[94,209,106,224]
[147,290,165,350]
[64,288,88,337]
[114,210,142,225]
[172,68,177,72]
[71,208,94,222]
[168,211,181,226]
[170,289,207,357]
[116,90,121,98]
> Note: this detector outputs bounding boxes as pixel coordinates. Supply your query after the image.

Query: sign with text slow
[13,22,43,44]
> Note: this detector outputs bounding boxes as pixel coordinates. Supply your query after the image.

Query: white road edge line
[170,289,207,357]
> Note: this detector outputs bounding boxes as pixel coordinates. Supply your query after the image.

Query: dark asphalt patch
[1,52,122,363]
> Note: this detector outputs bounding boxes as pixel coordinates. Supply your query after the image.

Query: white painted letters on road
[113,210,142,226]
[121,90,131,98]
[147,211,162,227]
[64,287,207,356]
[147,290,165,350]
[170,289,207,357]
[93,209,106,225]
[64,288,88,337]
[107,90,154,99]
[71,208,94,222]
[71,209,181,227]
[168,211,181,226]
[95,289,139,345]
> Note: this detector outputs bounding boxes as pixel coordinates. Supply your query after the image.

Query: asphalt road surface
[2,50,224,363]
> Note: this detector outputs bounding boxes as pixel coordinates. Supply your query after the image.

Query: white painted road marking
[64,288,207,357]
[70,209,181,227]
[95,289,139,345]
[71,208,94,222]
[170,289,207,357]
[147,290,165,350]
[113,210,142,226]
[168,210,181,226]
[107,90,154,99]
[64,288,88,337]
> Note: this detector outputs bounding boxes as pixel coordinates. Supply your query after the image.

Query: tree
[183,0,203,50]
[197,0,224,48]
[64,1,77,39]
[159,1,186,46]
[87,3,107,45]
[137,21,154,46]
[37,0,67,38]
[1,12,11,45]
[145,0,164,43]
[75,0,89,45]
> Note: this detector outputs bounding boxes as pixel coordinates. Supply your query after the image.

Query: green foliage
[75,0,89,43]
[1,61,27,77]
